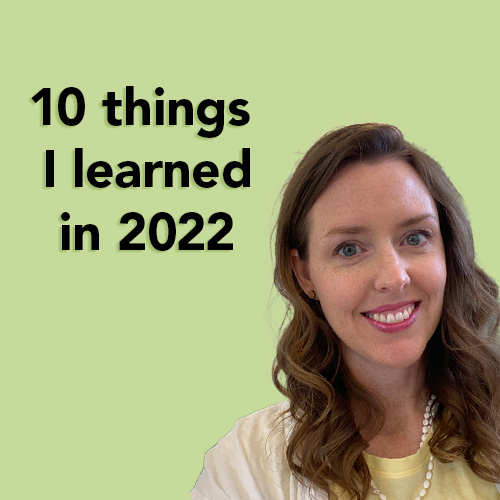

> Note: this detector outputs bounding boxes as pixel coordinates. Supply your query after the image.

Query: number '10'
[32,87,85,126]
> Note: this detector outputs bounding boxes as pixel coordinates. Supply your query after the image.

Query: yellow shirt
[359,444,499,500]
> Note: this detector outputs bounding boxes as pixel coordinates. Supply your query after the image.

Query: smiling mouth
[363,302,419,325]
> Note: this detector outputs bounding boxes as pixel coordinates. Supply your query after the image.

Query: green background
[3,2,499,499]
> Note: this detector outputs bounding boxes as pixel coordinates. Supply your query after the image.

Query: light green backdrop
[3,2,499,499]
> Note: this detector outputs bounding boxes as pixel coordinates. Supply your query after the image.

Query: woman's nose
[373,248,410,292]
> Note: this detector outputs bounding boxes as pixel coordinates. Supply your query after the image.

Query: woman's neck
[346,357,430,458]
[346,351,428,403]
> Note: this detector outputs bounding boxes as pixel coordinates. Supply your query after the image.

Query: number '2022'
[119,211,233,251]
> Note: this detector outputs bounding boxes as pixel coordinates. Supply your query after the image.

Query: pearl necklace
[370,395,438,500]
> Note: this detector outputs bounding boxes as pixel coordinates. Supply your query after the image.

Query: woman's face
[292,158,447,374]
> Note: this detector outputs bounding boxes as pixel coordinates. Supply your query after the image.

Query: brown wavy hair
[272,123,500,499]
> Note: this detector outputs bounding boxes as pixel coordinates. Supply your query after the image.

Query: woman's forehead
[309,159,439,236]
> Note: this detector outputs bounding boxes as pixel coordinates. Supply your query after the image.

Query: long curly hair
[272,123,500,499]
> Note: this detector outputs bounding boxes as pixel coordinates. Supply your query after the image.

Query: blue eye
[406,234,422,246]
[338,243,361,257]
[405,232,430,246]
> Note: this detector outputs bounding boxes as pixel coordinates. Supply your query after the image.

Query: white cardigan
[191,401,326,500]
[191,402,500,500]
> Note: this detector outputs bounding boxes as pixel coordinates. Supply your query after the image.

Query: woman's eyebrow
[324,214,437,238]
[397,213,438,229]
[325,225,367,237]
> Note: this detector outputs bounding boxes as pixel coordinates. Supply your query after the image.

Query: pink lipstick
[362,302,420,333]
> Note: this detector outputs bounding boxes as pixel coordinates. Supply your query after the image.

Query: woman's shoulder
[191,401,327,500]
[230,400,292,441]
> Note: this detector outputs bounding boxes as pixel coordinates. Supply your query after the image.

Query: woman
[192,124,500,499]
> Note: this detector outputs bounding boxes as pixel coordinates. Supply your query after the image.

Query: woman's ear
[290,249,314,294]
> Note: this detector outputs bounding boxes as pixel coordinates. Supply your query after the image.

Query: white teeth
[366,303,416,324]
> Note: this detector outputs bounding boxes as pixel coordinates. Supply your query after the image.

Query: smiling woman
[291,159,447,379]
[192,124,500,500]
